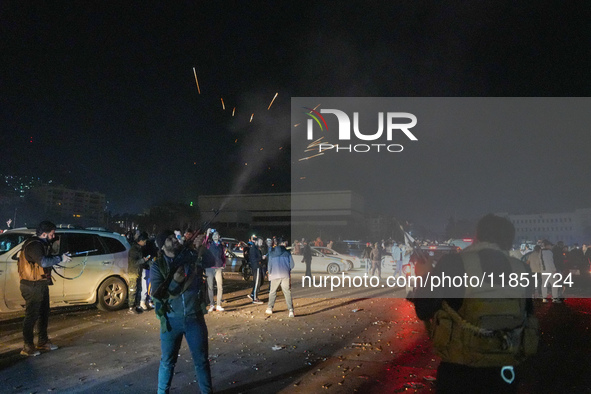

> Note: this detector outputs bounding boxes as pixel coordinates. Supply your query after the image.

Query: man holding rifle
[151,231,212,394]
[18,220,72,356]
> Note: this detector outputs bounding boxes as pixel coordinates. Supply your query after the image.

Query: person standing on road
[370,242,382,278]
[413,214,537,393]
[128,232,149,314]
[18,220,72,356]
[140,232,158,310]
[392,242,404,277]
[526,245,543,298]
[151,232,213,394]
[247,238,264,304]
[204,229,226,312]
[540,240,560,303]
[301,239,312,277]
[261,237,273,283]
[266,238,295,317]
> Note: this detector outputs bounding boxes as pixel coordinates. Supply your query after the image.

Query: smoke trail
[219,90,290,210]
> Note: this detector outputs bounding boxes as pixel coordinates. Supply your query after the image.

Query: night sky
[2,2,590,230]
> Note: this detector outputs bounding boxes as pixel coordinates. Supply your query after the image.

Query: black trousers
[250,265,263,299]
[20,280,50,346]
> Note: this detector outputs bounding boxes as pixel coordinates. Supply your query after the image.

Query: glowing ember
[299,153,325,161]
[267,92,278,110]
[192,67,201,94]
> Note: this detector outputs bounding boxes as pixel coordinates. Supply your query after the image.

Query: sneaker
[542,299,549,303]
[247,294,253,301]
[140,302,149,311]
[253,299,264,305]
[265,308,273,315]
[552,298,562,303]
[288,310,295,318]
[216,305,225,312]
[128,307,142,315]
[208,305,215,312]
[148,301,155,309]
[37,341,58,351]
[21,344,41,357]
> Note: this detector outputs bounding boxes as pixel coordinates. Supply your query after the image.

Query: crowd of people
[520,239,591,302]
[122,228,296,393]
[14,217,591,393]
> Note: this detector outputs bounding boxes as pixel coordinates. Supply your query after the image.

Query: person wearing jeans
[151,232,212,394]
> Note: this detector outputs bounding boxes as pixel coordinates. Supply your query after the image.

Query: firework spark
[250,113,254,122]
[307,137,325,148]
[298,153,325,161]
[192,67,201,94]
[221,98,225,110]
[267,92,278,110]
[232,107,236,117]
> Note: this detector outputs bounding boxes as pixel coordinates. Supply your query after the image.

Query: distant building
[32,185,107,227]
[500,208,591,245]
[198,191,366,241]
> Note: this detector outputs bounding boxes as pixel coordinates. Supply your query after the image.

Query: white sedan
[311,247,361,270]
[290,247,349,274]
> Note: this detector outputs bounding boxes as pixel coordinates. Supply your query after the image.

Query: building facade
[198,191,366,241]
[502,208,591,245]
[32,185,107,227]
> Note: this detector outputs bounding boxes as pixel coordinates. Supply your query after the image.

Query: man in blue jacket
[266,238,295,317]
[151,232,212,394]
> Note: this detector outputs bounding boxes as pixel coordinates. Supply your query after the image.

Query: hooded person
[150,231,212,394]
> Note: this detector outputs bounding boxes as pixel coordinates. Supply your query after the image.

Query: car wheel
[346,260,354,270]
[327,263,341,274]
[97,276,128,312]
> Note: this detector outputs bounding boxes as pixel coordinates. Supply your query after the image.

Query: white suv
[0,228,131,313]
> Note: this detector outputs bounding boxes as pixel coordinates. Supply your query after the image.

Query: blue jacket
[268,246,294,280]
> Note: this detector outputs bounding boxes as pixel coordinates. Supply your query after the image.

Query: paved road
[1,273,590,393]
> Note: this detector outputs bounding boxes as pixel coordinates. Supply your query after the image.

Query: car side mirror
[11,251,20,261]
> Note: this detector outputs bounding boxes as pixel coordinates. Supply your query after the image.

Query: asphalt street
[1,272,590,393]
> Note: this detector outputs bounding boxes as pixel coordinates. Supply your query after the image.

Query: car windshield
[0,232,32,255]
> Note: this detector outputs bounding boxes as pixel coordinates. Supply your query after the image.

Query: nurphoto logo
[304,108,418,153]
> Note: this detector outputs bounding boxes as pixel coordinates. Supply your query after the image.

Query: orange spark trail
[250,113,254,122]
[267,92,278,110]
[221,98,225,110]
[299,153,325,161]
[192,67,201,94]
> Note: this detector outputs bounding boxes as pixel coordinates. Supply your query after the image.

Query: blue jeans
[141,268,150,303]
[394,260,403,276]
[158,314,212,394]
